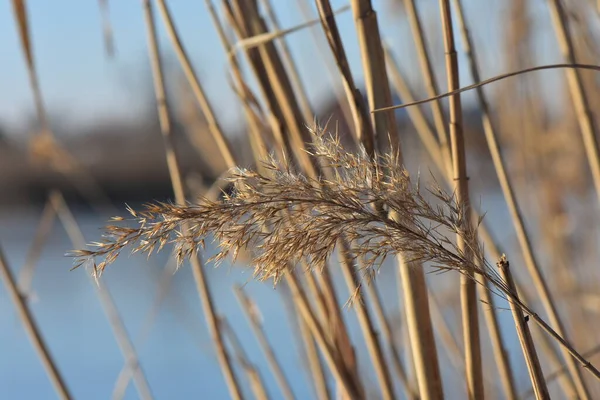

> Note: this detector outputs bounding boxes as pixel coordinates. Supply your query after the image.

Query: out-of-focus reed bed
[5,0,600,399]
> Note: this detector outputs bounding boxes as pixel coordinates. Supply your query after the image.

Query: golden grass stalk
[258,0,312,121]
[335,241,395,400]
[383,45,443,165]
[547,0,600,209]
[296,305,330,400]
[402,0,452,173]
[497,256,549,400]
[142,2,243,398]
[175,5,361,396]
[279,284,330,400]
[314,0,375,155]
[234,286,295,400]
[348,0,399,154]
[220,317,270,400]
[211,3,359,389]
[315,2,443,398]
[154,0,236,170]
[523,344,600,399]
[50,192,154,400]
[226,0,319,178]
[226,4,349,60]
[478,215,579,399]
[225,5,389,397]
[294,0,355,130]
[438,1,483,397]
[0,245,72,400]
[452,1,591,398]
[364,280,417,399]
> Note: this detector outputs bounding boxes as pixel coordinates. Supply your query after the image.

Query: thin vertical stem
[364,280,417,399]
[402,0,452,173]
[234,287,295,400]
[547,0,600,209]
[497,257,549,400]
[438,1,483,398]
[221,317,270,400]
[143,2,243,399]
[154,0,236,170]
[259,0,313,122]
[50,192,154,400]
[0,245,72,400]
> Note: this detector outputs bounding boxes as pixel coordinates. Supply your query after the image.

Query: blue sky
[0,1,561,134]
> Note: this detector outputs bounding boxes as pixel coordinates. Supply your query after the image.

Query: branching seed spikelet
[70,129,508,297]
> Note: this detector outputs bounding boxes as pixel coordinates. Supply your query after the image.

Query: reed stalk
[50,192,154,400]
[294,0,355,130]
[143,2,243,398]
[258,0,313,122]
[220,317,270,400]
[364,280,416,399]
[315,2,443,398]
[497,256,549,400]
[154,0,236,169]
[451,1,593,397]
[438,1,483,398]
[280,284,330,400]
[0,245,72,400]
[234,286,295,400]
[547,0,600,210]
[402,0,452,173]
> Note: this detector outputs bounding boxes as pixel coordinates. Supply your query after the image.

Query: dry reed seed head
[71,128,516,299]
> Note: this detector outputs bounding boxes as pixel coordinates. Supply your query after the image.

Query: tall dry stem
[438,1,483,397]
[402,0,452,173]
[143,2,243,398]
[49,192,154,400]
[547,0,600,210]
[234,286,295,400]
[0,245,72,400]
[497,256,549,400]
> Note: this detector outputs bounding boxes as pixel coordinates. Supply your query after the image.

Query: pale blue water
[0,200,525,399]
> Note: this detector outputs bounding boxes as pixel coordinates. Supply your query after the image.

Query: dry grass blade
[438,2,483,397]
[227,4,349,60]
[497,256,549,400]
[373,63,600,113]
[234,286,295,400]
[0,245,72,400]
[143,2,243,398]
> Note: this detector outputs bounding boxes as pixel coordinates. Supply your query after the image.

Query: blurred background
[1,0,600,399]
